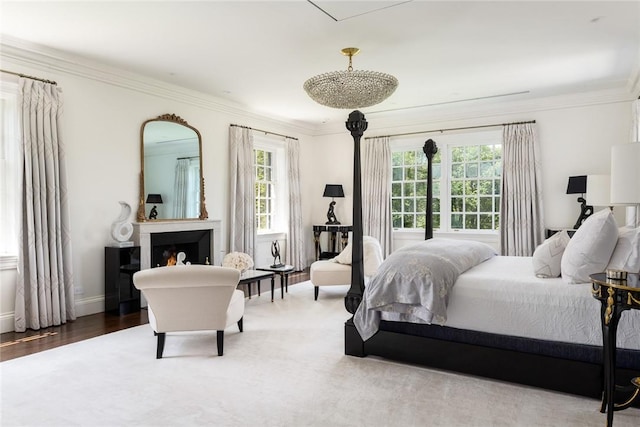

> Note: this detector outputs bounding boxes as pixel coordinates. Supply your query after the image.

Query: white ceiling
[1,1,639,129]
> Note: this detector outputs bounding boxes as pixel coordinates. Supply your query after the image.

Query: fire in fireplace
[150,230,211,267]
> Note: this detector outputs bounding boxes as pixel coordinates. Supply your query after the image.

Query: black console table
[105,246,141,315]
[590,272,640,427]
[313,225,352,260]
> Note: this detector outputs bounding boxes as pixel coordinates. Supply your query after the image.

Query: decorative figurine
[326,201,340,225]
[271,240,284,268]
[110,201,134,247]
[149,205,158,220]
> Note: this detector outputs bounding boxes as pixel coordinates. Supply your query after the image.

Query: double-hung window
[391,130,502,233]
[254,135,286,233]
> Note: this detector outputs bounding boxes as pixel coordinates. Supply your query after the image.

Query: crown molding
[312,86,636,136]
[0,36,316,136]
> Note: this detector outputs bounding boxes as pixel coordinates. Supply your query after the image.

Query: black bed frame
[342,111,640,401]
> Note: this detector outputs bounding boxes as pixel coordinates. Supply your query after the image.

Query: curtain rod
[177,156,198,160]
[0,68,57,85]
[231,124,298,141]
[365,120,536,139]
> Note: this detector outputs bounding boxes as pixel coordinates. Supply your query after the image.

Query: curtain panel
[15,78,75,332]
[362,136,393,257]
[285,137,307,270]
[173,158,189,218]
[228,126,255,259]
[627,99,640,227]
[500,123,545,256]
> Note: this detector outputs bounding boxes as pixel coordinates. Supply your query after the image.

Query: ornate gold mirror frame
[137,114,208,222]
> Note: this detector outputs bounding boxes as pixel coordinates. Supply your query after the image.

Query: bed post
[344,110,368,357]
[423,139,438,240]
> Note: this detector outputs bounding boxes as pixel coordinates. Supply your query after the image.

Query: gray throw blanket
[354,238,497,340]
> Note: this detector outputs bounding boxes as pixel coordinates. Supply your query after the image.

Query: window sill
[0,255,17,271]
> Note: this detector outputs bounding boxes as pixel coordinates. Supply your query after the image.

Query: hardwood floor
[0,270,310,362]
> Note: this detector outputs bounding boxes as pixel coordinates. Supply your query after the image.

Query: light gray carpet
[1,281,639,427]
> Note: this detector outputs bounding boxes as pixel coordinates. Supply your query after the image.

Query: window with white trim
[0,82,19,261]
[391,130,502,233]
[254,135,286,233]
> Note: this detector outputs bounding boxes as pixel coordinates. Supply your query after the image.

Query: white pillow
[334,236,384,277]
[561,209,618,284]
[532,230,571,278]
[607,226,640,273]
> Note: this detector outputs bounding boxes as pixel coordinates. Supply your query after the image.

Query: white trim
[0,255,17,271]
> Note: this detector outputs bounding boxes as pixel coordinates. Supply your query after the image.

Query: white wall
[0,48,314,332]
[0,45,635,332]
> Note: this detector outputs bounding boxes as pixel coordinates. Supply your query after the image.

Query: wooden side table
[239,269,275,300]
[590,272,640,427]
[313,225,352,260]
[256,265,295,301]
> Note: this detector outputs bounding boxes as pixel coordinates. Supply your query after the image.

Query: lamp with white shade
[610,143,640,227]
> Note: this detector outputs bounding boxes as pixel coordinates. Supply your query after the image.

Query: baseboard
[0,296,105,333]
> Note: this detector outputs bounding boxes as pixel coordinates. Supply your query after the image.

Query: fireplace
[133,220,222,271]
[151,229,211,267]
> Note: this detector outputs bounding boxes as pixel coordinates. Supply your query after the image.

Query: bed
[342,111,640,400]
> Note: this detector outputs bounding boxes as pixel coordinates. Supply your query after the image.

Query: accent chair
[133,264,244,358]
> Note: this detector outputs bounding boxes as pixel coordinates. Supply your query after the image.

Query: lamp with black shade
[566,175,593,229]
[323,184,344,225]
[146,193,163,220]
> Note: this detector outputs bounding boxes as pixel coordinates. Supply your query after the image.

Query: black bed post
[423,139,438,240]
[344,110,368,357]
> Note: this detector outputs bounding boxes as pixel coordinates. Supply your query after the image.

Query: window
[254,135,286,233]
[391,130,502,233]
[254,148,274,230]
[0,82,19,262]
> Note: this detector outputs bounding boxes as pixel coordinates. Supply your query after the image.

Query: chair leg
[314,286,319,301]
[237,317,243,332]
[156,332,166,359]
[217,330,224,356]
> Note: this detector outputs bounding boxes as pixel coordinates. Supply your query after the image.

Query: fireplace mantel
[132,220,222,270]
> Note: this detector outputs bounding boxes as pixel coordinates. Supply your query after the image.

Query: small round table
[589,272,640,427]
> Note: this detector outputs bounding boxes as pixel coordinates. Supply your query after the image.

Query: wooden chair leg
[314,286,319,301]
[237,317,243,332]
[217,330,224,356]
[156,332,166,359]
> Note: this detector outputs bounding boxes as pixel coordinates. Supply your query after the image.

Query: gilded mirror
[137,114,208,221]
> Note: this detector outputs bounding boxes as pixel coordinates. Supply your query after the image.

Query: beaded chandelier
[303,47,398,109]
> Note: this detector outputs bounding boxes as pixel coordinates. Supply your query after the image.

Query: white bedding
[382,256,640,350]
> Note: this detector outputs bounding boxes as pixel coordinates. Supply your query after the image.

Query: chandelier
[303,47,398,109]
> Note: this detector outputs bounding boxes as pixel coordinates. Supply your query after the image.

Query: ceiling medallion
[303,47,398,109]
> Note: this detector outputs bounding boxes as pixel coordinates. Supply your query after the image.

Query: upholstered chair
[133,265,243,358]
[310,236,384,300]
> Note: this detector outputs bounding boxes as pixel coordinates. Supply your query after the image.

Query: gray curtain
[228,126,255,259]
[15,78,75,332]
[500,123,544,256]
[285,137,307,270]
[173,158,189,218]
[362,136,393,257]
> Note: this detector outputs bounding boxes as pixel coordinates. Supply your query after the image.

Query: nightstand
[590,271,640,427]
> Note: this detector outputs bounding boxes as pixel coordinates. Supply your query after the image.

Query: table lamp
[566,175,592,229]
[323,184,344,225]
[611,143,640,227]
[146,193,163,220]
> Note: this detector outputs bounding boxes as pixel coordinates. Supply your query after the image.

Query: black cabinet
[313,225,352,260]
[105,246,141,315]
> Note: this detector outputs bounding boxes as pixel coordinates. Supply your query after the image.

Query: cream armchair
[133,265,244,358]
